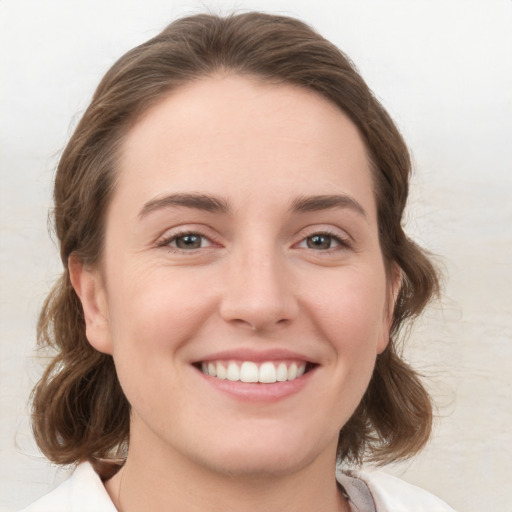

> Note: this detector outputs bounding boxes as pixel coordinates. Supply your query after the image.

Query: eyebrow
[138,192,367,220]
[290,194,367,218]
[139,193,231,218]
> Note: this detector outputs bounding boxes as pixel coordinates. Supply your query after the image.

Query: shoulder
[337,468,456,512]
[20,463,117,512]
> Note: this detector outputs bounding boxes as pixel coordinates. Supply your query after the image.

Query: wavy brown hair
[32,12,439,473]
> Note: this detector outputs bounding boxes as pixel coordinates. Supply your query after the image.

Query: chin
[188,430,332,479]
[204,452,313,479]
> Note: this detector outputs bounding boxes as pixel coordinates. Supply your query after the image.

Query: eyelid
[171,233,212,249]
[154,224,353,252]
[294,226,353,250]
[155,225,220,251]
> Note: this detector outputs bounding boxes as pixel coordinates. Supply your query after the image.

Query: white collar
[337,467,456,511]
[22,462,455,512]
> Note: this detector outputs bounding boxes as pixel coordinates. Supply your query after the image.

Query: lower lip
[195,366,316,402]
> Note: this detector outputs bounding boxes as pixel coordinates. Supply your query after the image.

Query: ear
[69,255,113,355]
[377,263,403,354]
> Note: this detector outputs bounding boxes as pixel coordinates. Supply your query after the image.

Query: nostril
[229,318,258,330]
[229,317,291,332]
[219,272,299,331]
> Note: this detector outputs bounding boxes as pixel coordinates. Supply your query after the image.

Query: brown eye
[306,234,335,250]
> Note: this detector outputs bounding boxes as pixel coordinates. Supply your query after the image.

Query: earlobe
[68,255,113,355]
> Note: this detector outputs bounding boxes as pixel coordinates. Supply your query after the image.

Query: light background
[1,0,511,510]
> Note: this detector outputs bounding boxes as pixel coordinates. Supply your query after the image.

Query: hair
[32,11,440,473]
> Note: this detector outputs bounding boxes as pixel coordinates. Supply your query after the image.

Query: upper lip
[193,348,318,364]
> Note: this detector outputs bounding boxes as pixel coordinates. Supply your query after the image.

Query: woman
[23,12,454,511]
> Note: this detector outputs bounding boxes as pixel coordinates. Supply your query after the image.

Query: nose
[219,247,299,332]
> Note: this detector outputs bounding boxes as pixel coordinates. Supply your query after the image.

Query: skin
[70,75,399,512]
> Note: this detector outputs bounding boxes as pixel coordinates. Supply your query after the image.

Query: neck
[105,431,349,512]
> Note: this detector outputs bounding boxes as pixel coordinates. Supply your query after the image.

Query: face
[74,75,396,478]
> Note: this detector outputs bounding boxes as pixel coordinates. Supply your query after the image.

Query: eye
[298,232,349,251]
[306,234,337,250]
[165,232,212,250]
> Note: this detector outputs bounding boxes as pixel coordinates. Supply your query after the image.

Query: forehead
[117,74,375,217]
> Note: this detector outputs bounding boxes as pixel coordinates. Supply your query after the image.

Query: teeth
[207,362,217,377]
[259,362,277,383]
[200,360,308,383]
[227,362,240,381]
[276,362,288,382]
[240,362,258,383]
[216,363,227,380]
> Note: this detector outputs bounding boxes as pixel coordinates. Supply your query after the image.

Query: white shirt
[20,462,455,511]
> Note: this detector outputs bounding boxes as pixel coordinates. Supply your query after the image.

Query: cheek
[104,265,216,397]
[108,263,210,342]
[312,266,388,338]
[105,269,211,411]
[305,265,389,376]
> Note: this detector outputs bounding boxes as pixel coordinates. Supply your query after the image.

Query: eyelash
[157,229,351,253]
[297,230,352,251]
[157,231,214,252]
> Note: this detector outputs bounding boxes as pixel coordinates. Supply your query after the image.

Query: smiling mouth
[196,360,314,384]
